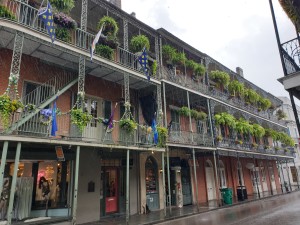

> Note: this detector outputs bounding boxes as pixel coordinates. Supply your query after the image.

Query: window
[290,166,298,183]
[237,161,244,185]
[171,110,180,131]
[104,101,112,119]
[219,161,227,188]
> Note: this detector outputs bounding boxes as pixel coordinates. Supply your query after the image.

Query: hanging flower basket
[70,108,93,132]
[0,95,23,129]
[157,126,168,147]
[119,118,137,133]
[53,12,77,29]
[40,109,52,126]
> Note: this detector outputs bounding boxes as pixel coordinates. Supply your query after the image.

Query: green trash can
[220,188,233,205]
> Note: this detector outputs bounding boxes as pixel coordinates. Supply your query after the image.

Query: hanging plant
[209,70,230,89]
[214,112,236,128]
[194,64,206,77]
[172,52,187,67]
[162,45,176,65]
[178,106,190,117]
[0,5,16,20]
[53,12,77,29]
[244,88,260,105]
[190,109,207,121]
[70,108,92,132]
[98,16,119,37]
[0,95,23,129]
[276,109,287,120]
[50,0,75,13]
[55,27,71,42]
[157,126,168,147]
[258,96,272,111]
[234,118,253,135]
[228,80,244,97]
[119,118,137,133]
[279,0,300,31]
[130,35,150,53]
[252,124,265,139]
[216,135,223,142]
[95,44,114,60]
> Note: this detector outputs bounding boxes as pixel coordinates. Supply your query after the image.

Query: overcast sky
[122,0,298,103]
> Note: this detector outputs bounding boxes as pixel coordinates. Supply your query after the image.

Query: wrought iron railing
[168,130,213,147]
[281,38,300,75]
[1,0,159,80]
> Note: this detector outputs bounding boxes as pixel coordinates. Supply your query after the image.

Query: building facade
[0,0,296,225]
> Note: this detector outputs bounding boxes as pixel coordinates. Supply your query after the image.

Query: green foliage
[178,106,190,117]
[157,126,168,147]
[258,97,272,111]
[119,118,137,133]
[214,112,236,128]
[130,35,150,53]
[234,118,253,135]
[97,16,119,37]
[264,128,295,147]
[252,124,265,139]
[194,64,206,77]
[276,109,287,120]
[151,60,157,76]
[70,109,92,132]
[172,52,187,66]
[162,45,176,62]
[95,44,114,60]
[55,27,71,42]
[216,135,223,142]
[0,5,16,20]
[50,0,75,13]
[209,70,230,88]
[244,88,260,105]
[0,95,23,129]
[228,80,244,97]
[190,109,207,121]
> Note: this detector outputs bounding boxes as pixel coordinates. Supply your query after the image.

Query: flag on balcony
[51,100,58,136]
[38,2,55,43]
[138,47,150,80]
[90,23,105,61]
[152,118,158,145]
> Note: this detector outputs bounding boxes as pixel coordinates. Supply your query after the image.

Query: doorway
[259,162,268,192]
[83,98,102,141]
[251,167,262,194]
[181,159,192,205]
[205,160,217,200]
[103,168,118,214]
[145,157,159,210]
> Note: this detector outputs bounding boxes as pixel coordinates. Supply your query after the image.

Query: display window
[0,160,70,221]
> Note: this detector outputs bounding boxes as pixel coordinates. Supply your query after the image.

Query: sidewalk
[82,190,287,225]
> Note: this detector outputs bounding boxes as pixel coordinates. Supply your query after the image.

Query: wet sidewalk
[82,191,288,225]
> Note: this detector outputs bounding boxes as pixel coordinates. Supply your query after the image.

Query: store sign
[55,146,65,161]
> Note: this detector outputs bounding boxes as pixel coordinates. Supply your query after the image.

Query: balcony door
[251,167,262,194]
[83,98,102,141]
[205,160,217,201]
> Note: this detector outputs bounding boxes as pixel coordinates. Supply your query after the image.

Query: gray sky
[122,0,297,103]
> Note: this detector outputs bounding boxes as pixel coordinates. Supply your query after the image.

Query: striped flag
[90,24,105,61]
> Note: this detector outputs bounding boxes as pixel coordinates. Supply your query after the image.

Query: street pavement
[159,191,300,225]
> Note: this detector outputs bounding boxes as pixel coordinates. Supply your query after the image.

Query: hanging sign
[55,146,65,161]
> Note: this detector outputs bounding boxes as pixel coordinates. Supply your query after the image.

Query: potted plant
[157,126,168,147]
[214,112,236,128]
[179,106,190,117]
[244,88,260,106]
[252,124,265,140]
[95,44,114,60]
[172,52,186,67]
[119,118,137,134]
[190,109,207,121]
[258,96,272,111]
[130,34,150,53]
[216,135,223,142]
[209,70,230,90]
[70,108,93,132]
[276,109,287,120]
[0,94,23,129]
[234,118,253,136]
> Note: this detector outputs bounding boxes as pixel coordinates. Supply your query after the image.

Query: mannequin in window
[39,177,50,217]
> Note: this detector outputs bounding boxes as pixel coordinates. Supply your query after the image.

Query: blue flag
[51,101,58,136]
[152,118,158,145]
[38,2,55,43]
[138,47,150,80]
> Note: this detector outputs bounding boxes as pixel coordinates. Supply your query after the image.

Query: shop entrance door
[269,166,277,193]
[181,160,192,205]
[104,169,118,214]
[205,160,216,200]
[260,163,268,192]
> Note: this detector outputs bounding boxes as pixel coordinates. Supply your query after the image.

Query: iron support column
[157,84,163,126]
[126,149,130,224]
[166,147,172,215]
[192,148,199,211]
[72,146,80,225]
[162,152,166,217]
[162,82,167,127]
[7,142,21,225]
[253,157,260,199]
[213,150,221,205]
[0,141,9,195]
[123,19,128,51]
[207,99,215,146]
[266,160,273,195]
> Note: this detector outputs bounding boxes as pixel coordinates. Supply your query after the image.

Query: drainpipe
[253,157,261,199]
[0,141,9,195]
[7,142,21,225]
